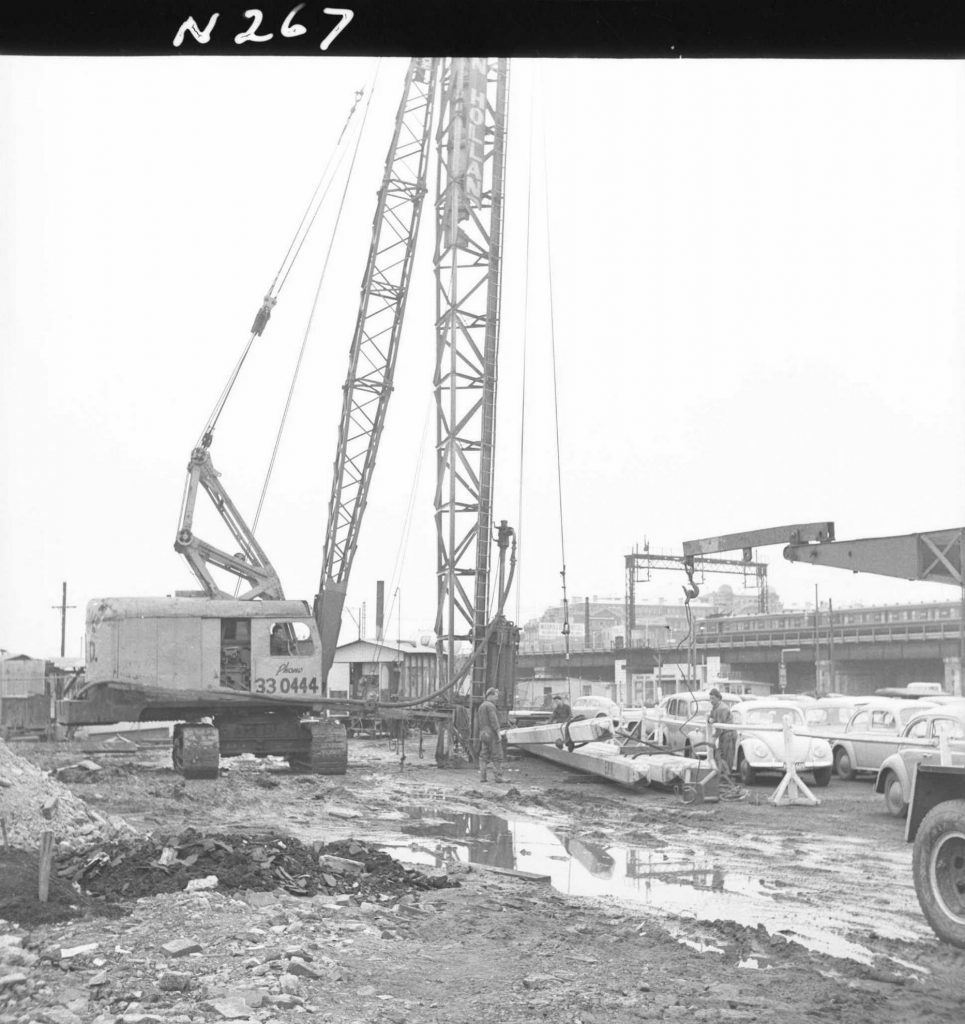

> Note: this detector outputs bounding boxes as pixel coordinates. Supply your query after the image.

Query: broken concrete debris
[50,828,457,906]
[158,939,201,958]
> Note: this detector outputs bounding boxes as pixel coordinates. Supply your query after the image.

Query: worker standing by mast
[476,687,506,783]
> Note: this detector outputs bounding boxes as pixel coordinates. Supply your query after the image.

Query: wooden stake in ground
[38,795,59,903]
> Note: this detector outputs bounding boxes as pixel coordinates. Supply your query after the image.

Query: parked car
[724,700,833,787]
[570,695,621,726]
[803,697,873,740]
[874,705,965,817]
[831,699,937,780]
[644,690,741,756]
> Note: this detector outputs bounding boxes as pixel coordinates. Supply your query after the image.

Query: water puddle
[377,805,926,965]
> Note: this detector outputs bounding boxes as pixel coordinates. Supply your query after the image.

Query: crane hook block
[251,296,277,337]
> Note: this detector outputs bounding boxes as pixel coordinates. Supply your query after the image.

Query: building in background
[0,652,49,735]
[521,596,716,654]
[328,638,438,703]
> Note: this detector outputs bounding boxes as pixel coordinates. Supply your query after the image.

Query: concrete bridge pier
[944,656,963,697]
[816,659,833,695]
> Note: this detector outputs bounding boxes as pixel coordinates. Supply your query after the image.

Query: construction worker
[708,688,735,779]
[549,693,571,723]
[476,687,506,783]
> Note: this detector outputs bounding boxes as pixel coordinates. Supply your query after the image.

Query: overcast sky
[2,57,963,658]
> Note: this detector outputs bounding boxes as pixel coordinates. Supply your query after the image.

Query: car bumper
[744,758,832,773]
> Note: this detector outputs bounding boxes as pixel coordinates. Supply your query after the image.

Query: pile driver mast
[432,57,515,701]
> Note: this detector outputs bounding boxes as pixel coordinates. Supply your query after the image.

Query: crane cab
[61,596,325,725]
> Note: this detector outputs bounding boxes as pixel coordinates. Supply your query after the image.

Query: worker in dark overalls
[708,688,735,779]
[549,693,572,723]
[475,687,506,783]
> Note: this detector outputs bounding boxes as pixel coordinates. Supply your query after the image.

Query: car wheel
[683,740,693,759]
[738,753,756,786]
[812,766,832,788]
[882,772,908,818]
[912,799,965,948]
[834,747,855,781]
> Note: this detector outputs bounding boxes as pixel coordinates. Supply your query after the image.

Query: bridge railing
[518,618,962,655]
[696,620,962,648]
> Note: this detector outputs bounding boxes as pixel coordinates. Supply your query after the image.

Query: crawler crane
[58,58,518,776]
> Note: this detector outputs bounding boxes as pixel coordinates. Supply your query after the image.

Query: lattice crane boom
[315,58,440,678]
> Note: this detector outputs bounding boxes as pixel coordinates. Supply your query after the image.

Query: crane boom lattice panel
[316,58,439,673]
[433,58,510,691]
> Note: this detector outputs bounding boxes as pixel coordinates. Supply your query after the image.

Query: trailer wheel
[912,799,965,948]
[882,771,908,818]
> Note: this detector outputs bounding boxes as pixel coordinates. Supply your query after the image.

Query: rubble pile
[0,740,136,852]
[58,828,458,902]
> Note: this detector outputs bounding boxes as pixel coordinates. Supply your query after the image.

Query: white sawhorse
[770,717,820,806]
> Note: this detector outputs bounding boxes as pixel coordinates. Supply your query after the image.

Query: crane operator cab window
[220,619,252,691]
[269,621,314,657]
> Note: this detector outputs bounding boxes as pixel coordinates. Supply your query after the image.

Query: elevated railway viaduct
[517,605,964,699]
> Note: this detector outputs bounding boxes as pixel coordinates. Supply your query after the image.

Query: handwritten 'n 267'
[174,6,354,50]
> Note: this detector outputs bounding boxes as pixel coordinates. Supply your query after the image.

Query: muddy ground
[2,734,964,1024]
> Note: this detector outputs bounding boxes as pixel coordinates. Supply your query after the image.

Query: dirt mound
[0,848,125,926]
[0,739,136,851]
[58,828,458,903]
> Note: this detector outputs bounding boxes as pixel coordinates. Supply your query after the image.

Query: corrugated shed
[0,654,46,697]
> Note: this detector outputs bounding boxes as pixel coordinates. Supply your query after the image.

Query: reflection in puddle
[378,805,925,965]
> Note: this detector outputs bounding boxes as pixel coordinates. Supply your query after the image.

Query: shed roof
[334,638,436,661]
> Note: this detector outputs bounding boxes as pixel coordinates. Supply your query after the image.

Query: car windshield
[806,705,855,726]
[898,704,931,725]
[738,705,803,727]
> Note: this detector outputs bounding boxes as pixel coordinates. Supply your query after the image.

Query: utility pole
[50,582,75,658]
[813,584,821,694]
[828,597,835,694]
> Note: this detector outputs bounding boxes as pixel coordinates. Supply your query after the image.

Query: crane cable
[513,85,535,629]
[241,62,383,576]
[542,116,571,658]
[193,77,372,452]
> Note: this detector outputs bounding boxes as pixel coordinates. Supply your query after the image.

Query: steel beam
[683,522,835,560]
[784,529,964,586]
